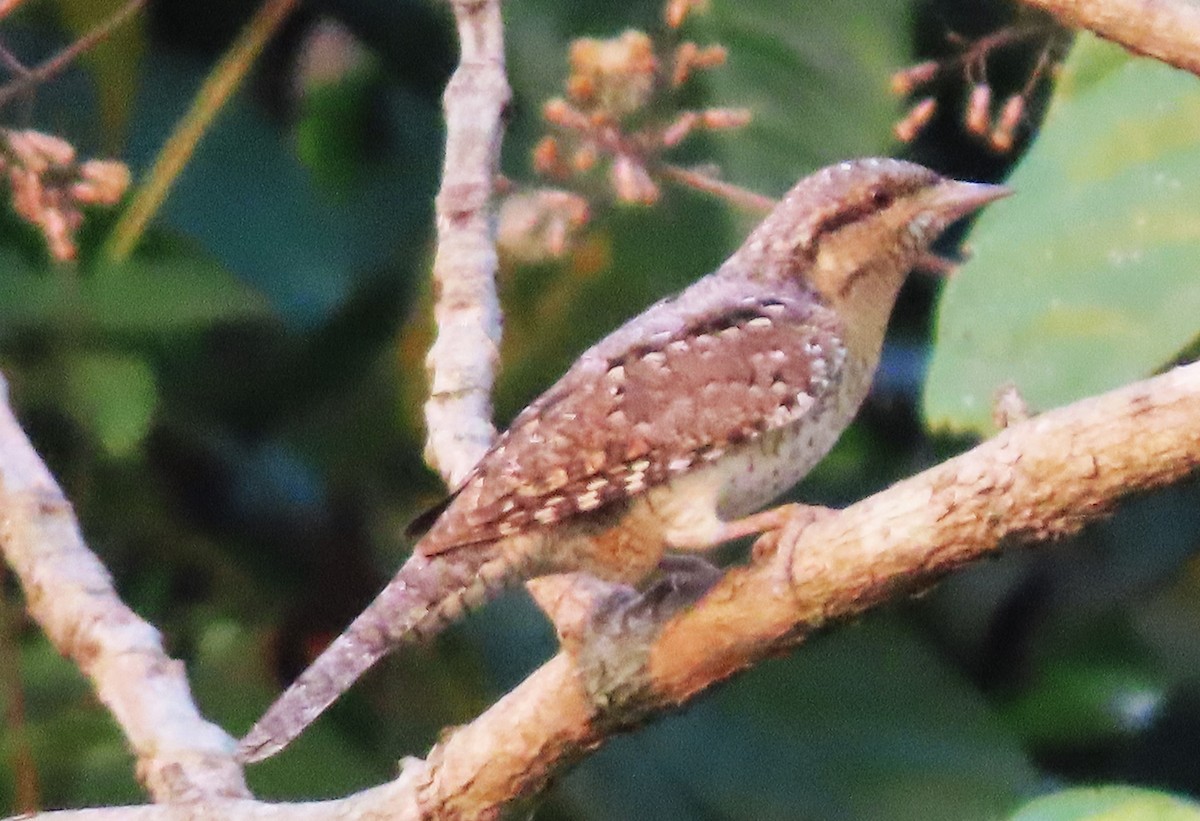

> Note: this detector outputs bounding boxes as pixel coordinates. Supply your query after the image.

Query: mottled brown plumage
[239,158,1008,762]
[421,284,844,554]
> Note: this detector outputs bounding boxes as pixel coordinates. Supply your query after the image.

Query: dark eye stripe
[810,176,927,240]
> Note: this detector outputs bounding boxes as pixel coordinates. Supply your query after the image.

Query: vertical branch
[423,0,511,487]
[0,374,249,803]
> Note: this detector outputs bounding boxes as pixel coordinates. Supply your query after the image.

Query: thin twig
[953,24,1050,83]
[1020,44,1055,96]
[102,0,300,264]
[0,0,146,109]
[659,163,774,213]
[0,42,29,77]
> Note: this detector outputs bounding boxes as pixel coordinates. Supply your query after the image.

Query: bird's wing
[417,288,847,555]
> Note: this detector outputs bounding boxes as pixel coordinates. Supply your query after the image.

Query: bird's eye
[869,189,894,209]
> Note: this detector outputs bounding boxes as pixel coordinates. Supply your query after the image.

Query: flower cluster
[533,5,749,206]
[1,129,130,261]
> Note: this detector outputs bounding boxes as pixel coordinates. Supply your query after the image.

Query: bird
[238,157,1009,762]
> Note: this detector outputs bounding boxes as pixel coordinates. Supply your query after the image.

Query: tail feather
[238,544,522,763]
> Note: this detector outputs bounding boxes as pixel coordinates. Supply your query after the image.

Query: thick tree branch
[650,362,1200,695]
[20,360,1196,820]
[0,373,248,804]
[423,0,511,486]
[409,360,1200,814]
[1018,0,1200,76]
[11,2,1200,816]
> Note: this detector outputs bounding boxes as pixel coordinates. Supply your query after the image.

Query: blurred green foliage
[0,0,1197,819]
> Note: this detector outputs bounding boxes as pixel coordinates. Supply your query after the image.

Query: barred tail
[238,544,522,763]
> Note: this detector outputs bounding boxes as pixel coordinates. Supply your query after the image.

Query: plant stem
[102,0,299,264]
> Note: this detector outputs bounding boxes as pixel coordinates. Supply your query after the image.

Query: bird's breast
[712,351,874,520]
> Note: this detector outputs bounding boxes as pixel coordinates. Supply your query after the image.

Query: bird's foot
[747,503,836,562]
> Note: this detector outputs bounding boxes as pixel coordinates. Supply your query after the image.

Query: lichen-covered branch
[423,0,511,486]
[1018,0,1200,76]
[0,373,248,804]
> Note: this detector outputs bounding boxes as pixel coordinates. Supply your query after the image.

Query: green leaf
[1009,786,1200,821]
[924,34,1200,433]
[999,658,1164,746]
[295,62,382,191]
[89,251,274,333]
[0,243,271,339]
[63,351,158,458]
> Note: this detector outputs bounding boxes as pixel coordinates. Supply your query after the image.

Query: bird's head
[727,158,1009,361]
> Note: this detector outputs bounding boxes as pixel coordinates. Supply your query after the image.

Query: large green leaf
[1009,786,1200,821]
[0,244,270,338]
[924,34,1200,433]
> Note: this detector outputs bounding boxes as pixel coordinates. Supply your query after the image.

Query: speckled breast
[712,351,873,520]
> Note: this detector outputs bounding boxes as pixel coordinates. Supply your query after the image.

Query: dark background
[1,0,1198,817]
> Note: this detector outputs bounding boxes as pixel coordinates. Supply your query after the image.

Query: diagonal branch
[408,360,1200,814]
[0,373,248,804]
[1017,0,1200,77]
[103,0,299,263]
[9,361,1200,817]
